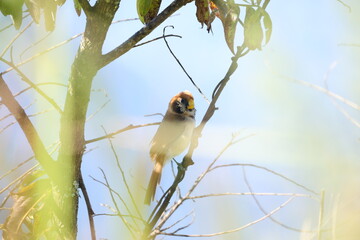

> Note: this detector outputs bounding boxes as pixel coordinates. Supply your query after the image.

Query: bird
[144,91,196,205]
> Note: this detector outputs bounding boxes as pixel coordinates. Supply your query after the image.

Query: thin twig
[0,164,39,195]
[188,192,316,200]
[150,134,254,235]
[12,82,67,99]
[1,33,83,75]
[210,163,319,195]
[89,175,137,225]
[0,74,57,178]
[134,34,182,48]
[160,210,194,232]
[0,157,33,181]
[286,76,360,111]
[85,122,160,144]
[317,190,325,240]
[159,196,295,237]
[79,174,96,240]
[338,43,360,47]
[242,166,316,233]
[322,61,360,128]
[20,32,52,60]
[335,0,351,12]
[86,99,110,122]
[162,25,210,103]
[0,21,34,58]
[0,59,63,113]
[102,126,144,224]
[97,168,136,238]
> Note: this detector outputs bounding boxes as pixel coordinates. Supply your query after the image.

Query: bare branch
[286,76,360,111]
[151,134,254,234]
[20,32,52,60]
[133,34,182,48]
[0,21,34,58]
[86,99,110,122]
[242,166,316,233]
[0,74,56,177]
[335,0,351,12]
[1,33,83,75]
[102,126,143,223]
[188,192,316,200]
[0,59,63,113]
[0,164,39,195]
[79,174,96,240]
[160,210,194,232]
[162,25,210,103]
[211,163,319,195]
[100,0,194,68]
[85,122,160,144]
[96,168,137,238]
[317,190,325,240]
[159,196,295,237]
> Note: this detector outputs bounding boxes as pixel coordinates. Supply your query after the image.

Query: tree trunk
[56,1,120,237]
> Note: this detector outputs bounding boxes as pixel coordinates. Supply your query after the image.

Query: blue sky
[1,0,360,239]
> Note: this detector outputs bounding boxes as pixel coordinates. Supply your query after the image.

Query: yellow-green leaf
[0,0,24,29]
[244,7,263,50]
[222,6,239,54]
[262,10,272,43]
[195,0,210,28]
[137,0,162,24]
[73,0,81,16]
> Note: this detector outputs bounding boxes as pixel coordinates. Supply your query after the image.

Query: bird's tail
[144,161,163,205]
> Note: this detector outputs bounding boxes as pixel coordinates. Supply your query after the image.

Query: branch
[184,44,247,166]
[242,166,316,233]
[0,21,34,58]
[317,190,325,240]
[79,174,96,240]
[102,127,143,223]
[78,0,93,16]
[0,58,63,113]
[85,122,160,144]
[96,169,137,238]
[188,192,315,200]
[162,26,210,103]
[100,0,194,68]
[158,196,295,237]
[147,134,253,237]
[0,74,56,177]
[134,34,182,48]
[211,163,319,195]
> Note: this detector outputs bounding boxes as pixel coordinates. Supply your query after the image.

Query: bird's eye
[180,98,187,106]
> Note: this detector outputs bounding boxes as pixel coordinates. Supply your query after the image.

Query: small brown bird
[144,91,196,205]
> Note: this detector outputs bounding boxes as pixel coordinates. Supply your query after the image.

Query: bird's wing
[150,115,190,161]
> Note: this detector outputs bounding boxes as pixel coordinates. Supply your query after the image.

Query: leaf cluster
[136,0,272,53]
[0,0,81,31]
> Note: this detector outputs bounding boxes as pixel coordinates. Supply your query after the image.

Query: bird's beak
[187,99,195,110]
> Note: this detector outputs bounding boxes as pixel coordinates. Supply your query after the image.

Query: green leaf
[244,7,263,50]
[222,6,239,54]
[43,0,58,31]
[0,0,24,29]
[24,0,41,23]
[137,0,162,24]
[73,0,81,16]
[262,9,272,43]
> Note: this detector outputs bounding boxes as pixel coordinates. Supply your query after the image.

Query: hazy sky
[1,0,360,239]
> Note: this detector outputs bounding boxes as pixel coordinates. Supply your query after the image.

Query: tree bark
[56,1,120,237]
